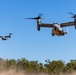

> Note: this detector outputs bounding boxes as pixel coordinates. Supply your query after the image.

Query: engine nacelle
[37,19,41,31]
[37,24,40,31]
[74,21,76,29]
[75,26,76,29]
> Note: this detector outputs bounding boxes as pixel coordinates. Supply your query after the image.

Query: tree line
[0,58,76,75]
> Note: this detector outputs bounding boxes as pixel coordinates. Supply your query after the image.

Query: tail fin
[64,27,68,34]
[75,25,76,29]
[9,33,13,38]
[64,32,67,34]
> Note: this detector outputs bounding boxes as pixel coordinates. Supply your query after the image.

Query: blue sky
[0,0,76,64]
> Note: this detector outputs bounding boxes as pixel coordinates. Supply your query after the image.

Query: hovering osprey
[0,33,13,40]
[26,12,76,36]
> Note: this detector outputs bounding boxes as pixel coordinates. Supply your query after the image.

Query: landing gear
[62,29,65,36]
[51,33,54,36]
[62,33,64,36]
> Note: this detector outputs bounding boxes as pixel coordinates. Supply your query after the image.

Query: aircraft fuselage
[51,23,67,36]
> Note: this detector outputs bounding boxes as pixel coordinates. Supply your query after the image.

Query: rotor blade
[68,12,75,15]
[68,12,76,18]
[25,18,38,19]
[26,15,41,19]
[9,33,13,35]
[26,17,40,20]
[38,13,43,17]
[25,14,44,20]
[25,17,44,20]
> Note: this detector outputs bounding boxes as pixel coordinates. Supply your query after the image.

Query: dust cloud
[60,72,76,75]
[0,69,47,75]
[0,69,25,75]
[0,69,76,75]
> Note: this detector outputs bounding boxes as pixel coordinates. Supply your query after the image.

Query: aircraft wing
[0,36,2,38]
[40,23,54,28]
[5,36,9,38]
[60,22,75,27]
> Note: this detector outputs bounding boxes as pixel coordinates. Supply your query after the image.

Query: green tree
[66,60,76,72]
[45,60,65,75]
[5,59,16,69]
[16,58,30,71]
[30,61,38,73]
[38,63,44,72]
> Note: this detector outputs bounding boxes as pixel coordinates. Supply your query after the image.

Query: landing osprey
[26,12,76,36]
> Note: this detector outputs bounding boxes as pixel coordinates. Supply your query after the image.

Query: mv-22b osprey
[0,33,13,40]
[26,12,76,36]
